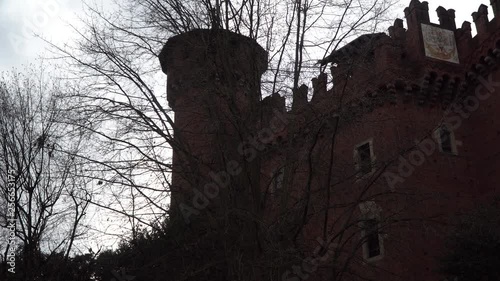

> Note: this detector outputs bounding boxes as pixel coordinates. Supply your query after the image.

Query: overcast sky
[0,0,491,72]
[0,0,77,70]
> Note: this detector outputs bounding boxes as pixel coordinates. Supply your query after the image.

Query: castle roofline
[319,33,387,65]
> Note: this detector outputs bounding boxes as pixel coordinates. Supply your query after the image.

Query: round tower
[159,29,268,219]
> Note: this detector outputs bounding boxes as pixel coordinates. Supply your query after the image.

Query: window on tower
[355,140,373,175]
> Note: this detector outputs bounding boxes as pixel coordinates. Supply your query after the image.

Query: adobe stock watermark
[6,169,18,274]
[179,109,289,223]
[383,74,500,190]
[282,236,336,281]
[8,0,63,56]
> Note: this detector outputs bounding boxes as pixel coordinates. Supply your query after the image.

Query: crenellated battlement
[289,0,500,121]
[257,0,500,144]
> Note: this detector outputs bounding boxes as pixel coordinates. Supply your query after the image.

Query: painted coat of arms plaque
[421,23,459,64]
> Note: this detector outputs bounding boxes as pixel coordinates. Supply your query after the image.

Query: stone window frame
[353,138,376,177]
[358,201,385,262]
[269,166,285,193]
[434,124,458,155]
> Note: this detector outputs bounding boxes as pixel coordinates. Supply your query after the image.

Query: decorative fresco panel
[421,23,459,64]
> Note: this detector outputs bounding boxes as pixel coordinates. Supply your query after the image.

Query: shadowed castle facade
[160,1,500,280]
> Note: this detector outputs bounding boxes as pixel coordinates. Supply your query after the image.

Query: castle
[159,0,500,280]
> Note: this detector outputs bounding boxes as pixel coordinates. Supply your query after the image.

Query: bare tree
[0,66,91,281]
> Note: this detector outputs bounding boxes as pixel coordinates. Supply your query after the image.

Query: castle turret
[404,0,430,61]
[159,29,267,219]
[436,6,456,30]
[404,0,430,29]
[472,4,490,36]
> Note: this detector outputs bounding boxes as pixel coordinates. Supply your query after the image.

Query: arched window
[364,219,381,258]
[359,201,384,261]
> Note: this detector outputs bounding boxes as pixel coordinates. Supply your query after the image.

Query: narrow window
[364,219,381,258]
[273,167,284,191]
[439,126,453,153]
[357,142,372,174]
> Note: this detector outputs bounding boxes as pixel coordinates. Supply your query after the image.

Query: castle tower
[159,29,268,220]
